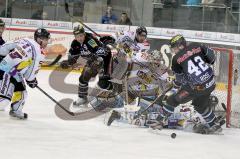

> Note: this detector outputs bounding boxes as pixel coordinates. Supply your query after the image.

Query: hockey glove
[26,78,38,88]
[99,36,116,45]
[60,60,70,69]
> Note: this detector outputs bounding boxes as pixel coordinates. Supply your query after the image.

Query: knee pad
[11,91,27,111]
[0,97,10,111]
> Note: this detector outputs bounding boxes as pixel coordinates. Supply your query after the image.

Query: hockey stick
[64,1,101,38]
[42,55,63,67]
[36,85,75,116]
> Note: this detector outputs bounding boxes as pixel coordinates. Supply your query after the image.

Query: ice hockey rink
[0,70,240,159]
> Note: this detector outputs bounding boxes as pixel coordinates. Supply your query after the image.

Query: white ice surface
[0,70,240,159]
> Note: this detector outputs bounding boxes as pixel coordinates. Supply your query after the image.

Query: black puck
[171,133,176,139]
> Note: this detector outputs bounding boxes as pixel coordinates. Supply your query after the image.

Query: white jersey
[115,30,150,54]
[0,38,45,82]
[115,31,169,95]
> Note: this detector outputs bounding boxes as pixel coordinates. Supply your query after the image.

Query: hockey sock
[201,107,217,127]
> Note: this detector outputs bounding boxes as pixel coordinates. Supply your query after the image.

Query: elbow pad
[205,48,215,64]
[0,42,17,56]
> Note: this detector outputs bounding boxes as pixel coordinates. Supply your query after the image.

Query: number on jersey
[188,56,209,76]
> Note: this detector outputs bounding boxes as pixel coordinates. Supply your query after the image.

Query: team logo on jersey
[88,39,97,48]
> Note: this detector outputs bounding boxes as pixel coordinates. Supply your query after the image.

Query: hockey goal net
[211,47,240,128]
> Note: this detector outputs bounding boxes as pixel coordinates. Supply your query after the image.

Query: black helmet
[169,34,186,48]
[136,26,147,36]
[73,25,85,35]
[0,19,5,27]
[34,28,50,41]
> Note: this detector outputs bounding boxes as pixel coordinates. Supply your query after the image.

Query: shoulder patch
[88,39,98,48]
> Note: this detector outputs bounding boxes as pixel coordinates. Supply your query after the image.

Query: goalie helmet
[0,19,5,27]
[169,34,186,49]
[73,25,85,35]
[34,28,50,41]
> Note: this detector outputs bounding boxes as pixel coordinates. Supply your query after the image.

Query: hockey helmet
[169,34,186,48]
[73,25,85,35]
[34,28,50,41]
[136,26,147,36]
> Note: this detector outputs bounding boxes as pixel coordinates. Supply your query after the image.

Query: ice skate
[73,97,89,107]
[193,122,223,134]
[9,110,28,120]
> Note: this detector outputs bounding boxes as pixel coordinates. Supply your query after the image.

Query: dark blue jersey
[171,43,215,88]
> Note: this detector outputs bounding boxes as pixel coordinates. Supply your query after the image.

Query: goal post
[212,47,240,128]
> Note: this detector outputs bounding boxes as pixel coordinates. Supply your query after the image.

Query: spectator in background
[101,6,118,24]
[0,19,5,46]
[0,6,12,18]
[118,12,132,25]
[41,11,48,20]
[187,0,201,5]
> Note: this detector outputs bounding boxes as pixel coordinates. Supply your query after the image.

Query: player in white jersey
[106,27,172,125]
[0,28,50,119]
[115,26,150,58]
[116,26,169,100]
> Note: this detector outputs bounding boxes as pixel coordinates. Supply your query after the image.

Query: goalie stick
[133,85,173,119]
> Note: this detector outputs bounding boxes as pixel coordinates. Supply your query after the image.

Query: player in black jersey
[154,35,223,134]
[60,25,113,106]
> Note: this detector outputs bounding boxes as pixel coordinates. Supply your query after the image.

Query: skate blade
[9,113,28,120]
[69,102,92,113]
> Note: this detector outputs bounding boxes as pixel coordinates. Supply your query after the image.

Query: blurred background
[0,0,239,33]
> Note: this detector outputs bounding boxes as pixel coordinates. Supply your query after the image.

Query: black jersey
[171,43,215,88]
[68,33,105,63]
